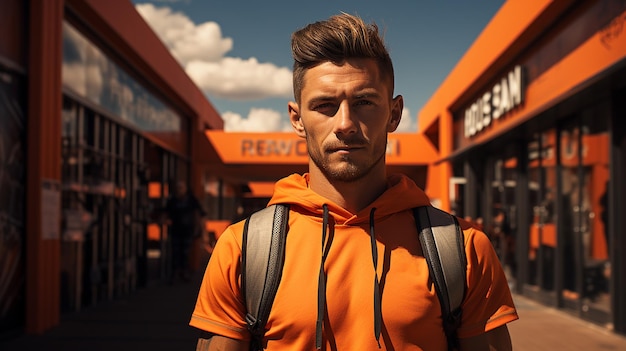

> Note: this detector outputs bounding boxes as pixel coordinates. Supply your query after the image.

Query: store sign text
[242,139,308,157]
[464,65,524,138]
[240,138,401,157]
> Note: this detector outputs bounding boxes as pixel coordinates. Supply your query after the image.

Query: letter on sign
[463,65,524,138]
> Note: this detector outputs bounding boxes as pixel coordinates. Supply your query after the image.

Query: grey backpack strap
[241,204,289,350]
[413,206,466,351]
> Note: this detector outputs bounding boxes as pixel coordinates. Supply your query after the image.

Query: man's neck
[307,167,388,214]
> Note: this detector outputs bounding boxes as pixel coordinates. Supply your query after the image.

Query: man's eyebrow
[307,95,335,105]
[307,90,382,105]
[354,92,381,99]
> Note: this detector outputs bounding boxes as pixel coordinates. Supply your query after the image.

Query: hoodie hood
[267,173,432,224]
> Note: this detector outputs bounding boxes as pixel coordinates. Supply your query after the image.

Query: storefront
[0,0,223,336]
[419,0,626,334]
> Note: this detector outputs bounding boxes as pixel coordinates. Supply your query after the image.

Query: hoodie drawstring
[369,208,382,348]
[316,204,329,349]
[315,206,382,349]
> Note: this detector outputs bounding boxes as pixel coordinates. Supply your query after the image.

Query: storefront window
[580,114,610,316]
[560,120,581,302]
[61,21,187,154]
[526,133,542,288]
[60,96,164,310]
[560,108,611,317]
[0,68,26,332]
[489,151,518,287]
[524,128,559,293]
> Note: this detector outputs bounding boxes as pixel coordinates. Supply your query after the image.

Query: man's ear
[288,101,306,137]
[387,95,404,132]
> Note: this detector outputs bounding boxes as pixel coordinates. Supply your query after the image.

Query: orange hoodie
[190,173,518,350]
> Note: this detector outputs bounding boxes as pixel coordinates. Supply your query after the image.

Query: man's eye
[314,103,336,111]
[355,100,373,106]
[313,103,339,116]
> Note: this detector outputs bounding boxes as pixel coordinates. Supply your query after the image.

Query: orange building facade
[418,0,626,334]
[0,0,223,336]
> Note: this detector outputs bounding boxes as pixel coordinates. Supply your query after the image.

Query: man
[190,13,518,350]
[164,180,206,283]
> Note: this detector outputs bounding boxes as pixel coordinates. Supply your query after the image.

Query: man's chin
[323,165,365,182]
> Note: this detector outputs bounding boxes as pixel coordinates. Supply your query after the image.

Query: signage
[464,65,525,138]
[240,138,402,158]
[41,179,61,240]
[205,131,437,165]
[241,138,308,157]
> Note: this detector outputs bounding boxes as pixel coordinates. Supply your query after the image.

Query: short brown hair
[290,13,395,103]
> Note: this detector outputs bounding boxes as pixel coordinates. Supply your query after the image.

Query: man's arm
[458,325,512,351]
[196,335,250,351]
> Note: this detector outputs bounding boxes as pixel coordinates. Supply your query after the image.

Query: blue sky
[132,0,505,132]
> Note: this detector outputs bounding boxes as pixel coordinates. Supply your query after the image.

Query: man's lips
[327,145,365,153]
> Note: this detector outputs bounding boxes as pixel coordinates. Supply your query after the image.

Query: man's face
[288,58,403,182]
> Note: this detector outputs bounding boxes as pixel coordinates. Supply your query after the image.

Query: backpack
[241,204,467,351]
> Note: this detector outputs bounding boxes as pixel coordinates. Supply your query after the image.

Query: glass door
[489,148,519,288]
[525,129,558,298]
[525,133,542,291]
[559,109,610,323]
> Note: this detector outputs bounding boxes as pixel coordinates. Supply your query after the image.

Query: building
[4,0,625,340]
[418,0,626,334]
[0,0,223,335]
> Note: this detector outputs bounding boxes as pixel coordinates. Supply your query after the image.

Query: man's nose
[333,101,357,135]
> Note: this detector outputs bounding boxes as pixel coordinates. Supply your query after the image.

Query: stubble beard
[307,137,386,183]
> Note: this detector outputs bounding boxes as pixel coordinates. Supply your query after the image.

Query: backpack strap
[241,204,290,350]
[413,206,467,351]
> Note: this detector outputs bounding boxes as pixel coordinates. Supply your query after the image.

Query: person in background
[163,180,206,284]
[492,208,515,278]
[190,13,517,350]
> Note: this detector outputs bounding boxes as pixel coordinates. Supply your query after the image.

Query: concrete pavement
[508,294,626,350]
[0,272,204,351]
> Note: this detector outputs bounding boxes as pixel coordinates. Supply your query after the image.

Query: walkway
[2,269,626,350]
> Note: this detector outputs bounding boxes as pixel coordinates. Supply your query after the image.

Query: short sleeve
[189,223,251,340]
[457,227,518,338]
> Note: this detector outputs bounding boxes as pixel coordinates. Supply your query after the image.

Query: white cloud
[136,4,231,65]
[395,108,417,133]
[135,3,292,101]
[186,57,293,100]
[223,108,292,132]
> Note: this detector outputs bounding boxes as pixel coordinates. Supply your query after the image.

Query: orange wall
[25,0,64,333]
[457,8,626,151]
[418,1,626,210]
[418,0,556,134]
